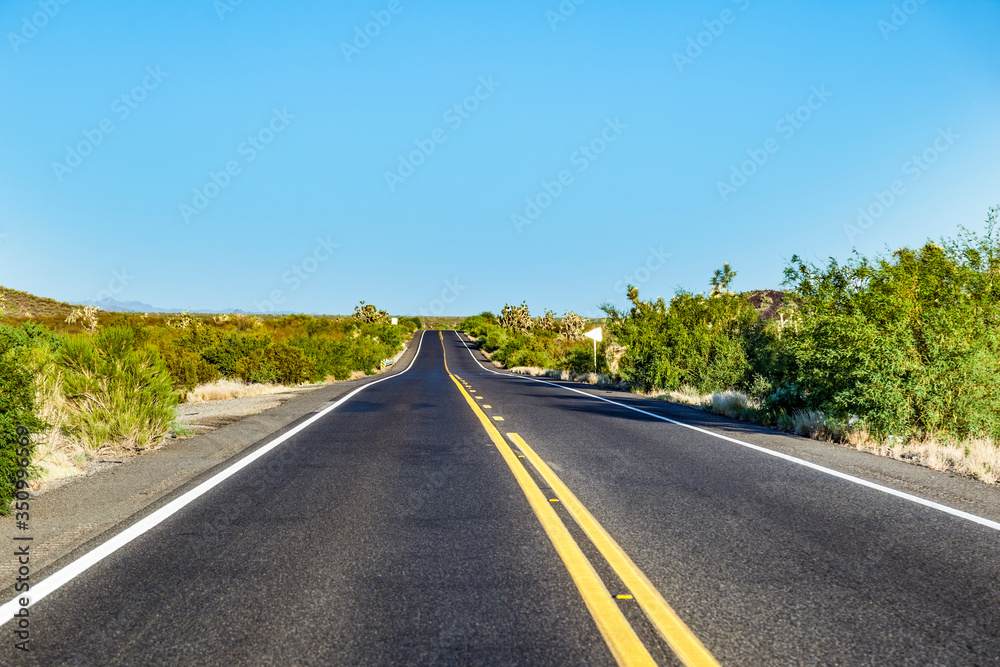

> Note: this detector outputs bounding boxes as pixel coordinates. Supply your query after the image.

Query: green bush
[288,335,352,381]
[58,327,178,451]
[561,344,609,374]
[161,347,220,390]
[201,333,272,378]
[268,342,315,384]
[602,283,757,392]
[774,221,1000,439]
[508,348,555,369]
[397,316,422,330]
[0,334,46,513]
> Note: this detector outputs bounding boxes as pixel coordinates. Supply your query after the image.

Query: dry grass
[508,366,619,387]
[792,409,841,439]
[710,390,759,417]
[26,348,87,488]
[851,432,999,485]
[185,379,295,402]
[650,384,710,408]
[652,390,999,485]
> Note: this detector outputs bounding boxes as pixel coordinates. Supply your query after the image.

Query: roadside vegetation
[0,298,420,510]
[463,208,1000,484]
[461,306,609,376]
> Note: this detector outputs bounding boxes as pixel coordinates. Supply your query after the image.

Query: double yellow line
[439,333,718,666]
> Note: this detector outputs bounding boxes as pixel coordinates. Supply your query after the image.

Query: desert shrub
[391,316,422,331]
[775,217,1000,439]
[289,336,353,381]
[268,342,315,384]
[200,333,273,378]
[561,344,609,374]
[460,312,497,337]
[479,325,509,353]
[161,347,220,391]
[0,332,47,513]
[602,279,757,392]
[508,348,555,369]
[57,326,177,451]
[233,348,276,384]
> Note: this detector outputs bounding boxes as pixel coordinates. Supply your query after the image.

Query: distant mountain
[1,286,328,319]
[87,298,181,313]
[86,299,312,316]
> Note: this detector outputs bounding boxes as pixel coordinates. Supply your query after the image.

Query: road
[4,330,1000,665]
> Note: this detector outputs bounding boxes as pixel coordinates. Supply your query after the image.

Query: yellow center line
[508,433,719,667]
[439,332,655,666]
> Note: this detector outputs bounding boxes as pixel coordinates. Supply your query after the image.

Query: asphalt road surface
[4,330,1000,665]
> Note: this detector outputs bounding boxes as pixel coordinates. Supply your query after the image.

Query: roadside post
[583,327,602,372]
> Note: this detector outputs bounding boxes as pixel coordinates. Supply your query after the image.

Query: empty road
[4,330,1000,665]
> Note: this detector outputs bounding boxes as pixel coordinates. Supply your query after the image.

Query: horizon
[2,1,998,318]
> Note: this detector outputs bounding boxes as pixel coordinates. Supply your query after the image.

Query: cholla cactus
[66,305,99,334]
[353,301,389,324]
[605,343,626,374]
[776,301,800,336]
[557,310,585,341]
[498,301,531,334]
[214,313,231,324]
[535,309,557,331]
[167,309,200,330]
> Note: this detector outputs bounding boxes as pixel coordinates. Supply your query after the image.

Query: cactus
[557,310,585,341]
[498,301,531,334]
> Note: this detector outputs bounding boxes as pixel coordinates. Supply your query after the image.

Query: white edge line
[452,331,1000,532]
[0,331,427,625]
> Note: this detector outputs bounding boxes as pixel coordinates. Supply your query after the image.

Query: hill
[0,286,77,319]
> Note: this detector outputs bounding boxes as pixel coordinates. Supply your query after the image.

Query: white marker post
[583,327,602,372]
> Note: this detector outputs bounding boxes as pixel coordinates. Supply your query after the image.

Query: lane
[14,331,615,665]
[446,331,1000,665]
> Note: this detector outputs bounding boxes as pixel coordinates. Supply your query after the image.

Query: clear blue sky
[1,0,998,317]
